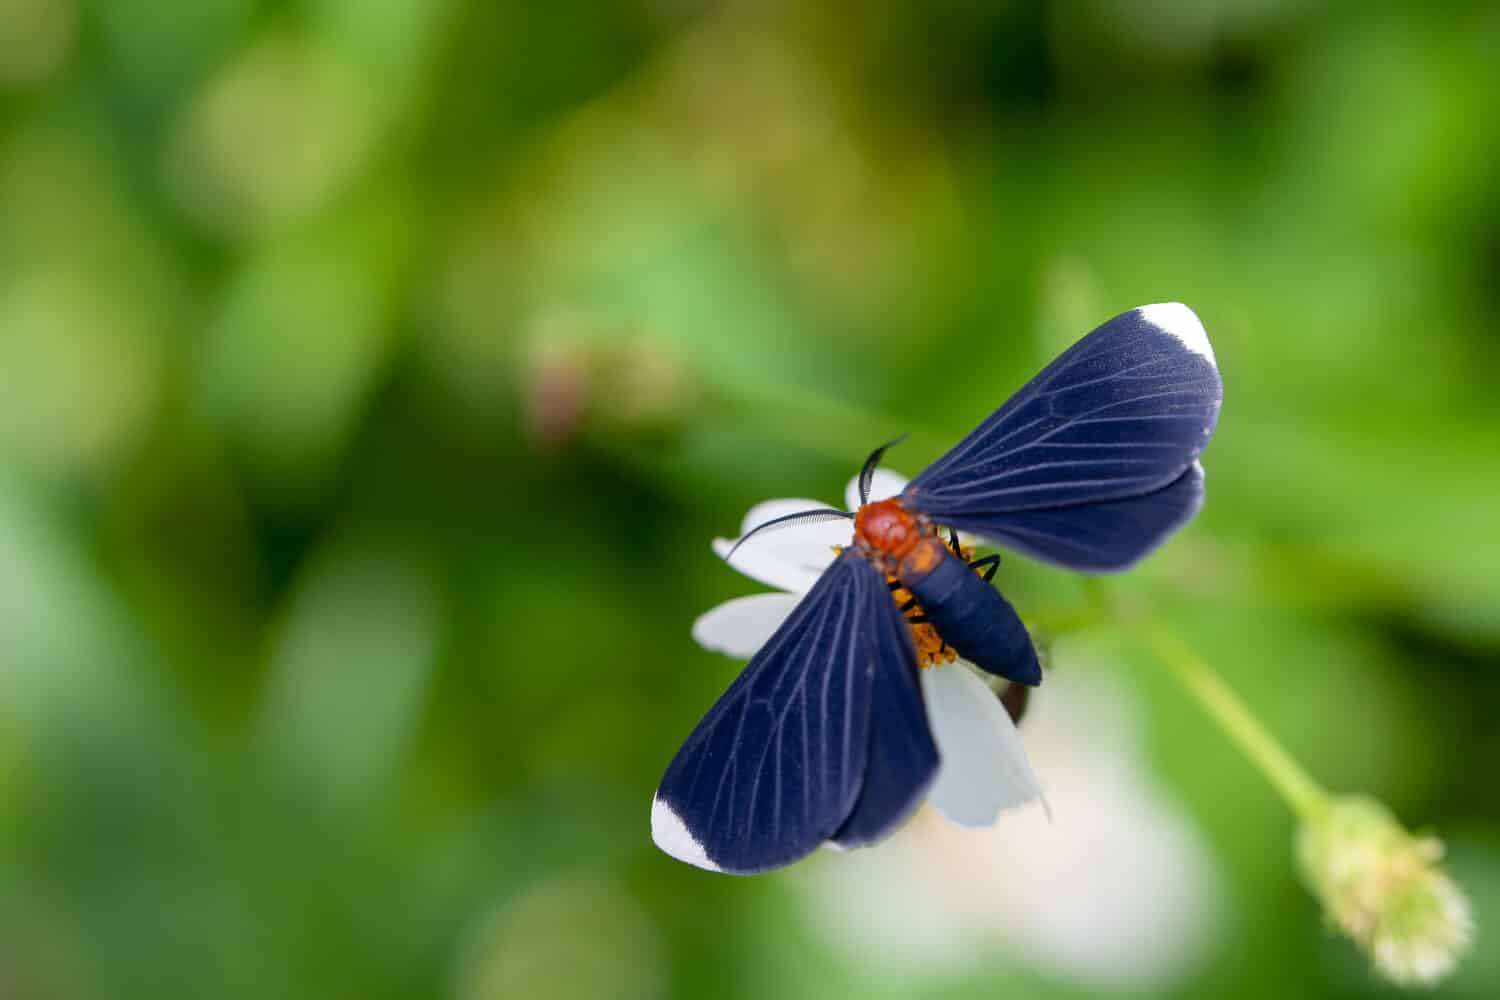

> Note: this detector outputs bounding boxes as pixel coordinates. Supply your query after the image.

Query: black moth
[655,304,1222,874]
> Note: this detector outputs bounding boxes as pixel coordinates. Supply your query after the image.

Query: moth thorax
[854,498,919,559]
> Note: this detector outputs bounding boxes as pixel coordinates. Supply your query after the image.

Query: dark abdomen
[897,538,1041,686]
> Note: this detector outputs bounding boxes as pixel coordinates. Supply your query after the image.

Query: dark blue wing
[830,587,938,849]
[653,549,926,874]
[952,461,1206,571]
[907,303,1221,515]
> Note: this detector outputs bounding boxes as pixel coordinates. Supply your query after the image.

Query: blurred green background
[1,1,1497,997]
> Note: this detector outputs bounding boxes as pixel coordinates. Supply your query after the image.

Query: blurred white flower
[693,471,1044,830]
[793,666,1228,991]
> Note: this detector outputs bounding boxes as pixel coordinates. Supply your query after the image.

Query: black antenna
[857,433,910,506]
[724,508,854,563]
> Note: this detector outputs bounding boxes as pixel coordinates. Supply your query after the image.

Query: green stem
[1145,623,1329,821]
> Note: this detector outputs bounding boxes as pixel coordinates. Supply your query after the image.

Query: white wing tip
[651,797,722,872]
[1138,302,1216,367]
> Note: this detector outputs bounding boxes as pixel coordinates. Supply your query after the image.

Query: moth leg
[968,553,1001,582]
[948,528,963,556]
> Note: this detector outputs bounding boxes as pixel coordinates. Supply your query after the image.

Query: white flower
[792,666,1228,991]
[692,469,1045,830]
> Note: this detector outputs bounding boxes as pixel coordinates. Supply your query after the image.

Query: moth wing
[830,576,938,849]
[653,550,907,873]
[908,303,1220,515]
[967,461,1207,571]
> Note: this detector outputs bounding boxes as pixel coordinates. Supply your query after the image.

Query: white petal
[711,538,823,595]
[692,593,800,659]
[922,661,1044,827]
[737,497,852,570]
[843,469,910,512]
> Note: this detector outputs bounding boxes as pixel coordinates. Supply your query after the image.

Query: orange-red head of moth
[853,498,921,560]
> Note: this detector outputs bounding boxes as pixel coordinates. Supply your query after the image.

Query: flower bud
[1297,796,1473,986]
[520,310,697,451]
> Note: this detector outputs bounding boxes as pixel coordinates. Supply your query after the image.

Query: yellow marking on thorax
[900,535,945,576]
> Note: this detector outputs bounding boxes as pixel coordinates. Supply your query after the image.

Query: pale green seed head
[1297,796,1473,987]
